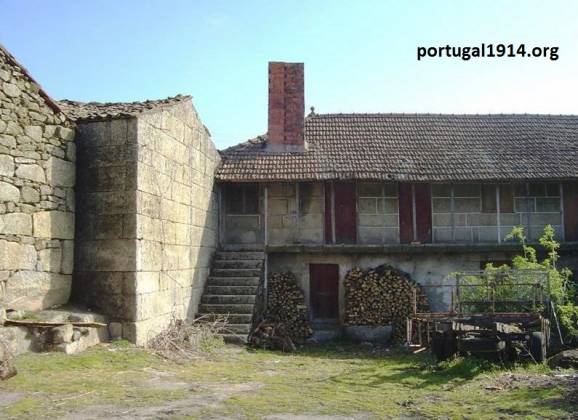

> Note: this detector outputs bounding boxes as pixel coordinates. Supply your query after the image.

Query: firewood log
[344,265,430,342]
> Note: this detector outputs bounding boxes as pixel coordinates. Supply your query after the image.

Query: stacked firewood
[250,272,313,350]
[249,321,297,352]
[344,265,429,342]
[265,272,313,340]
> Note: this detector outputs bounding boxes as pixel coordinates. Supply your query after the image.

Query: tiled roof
[57,95,191,122]
[217,113,578,182]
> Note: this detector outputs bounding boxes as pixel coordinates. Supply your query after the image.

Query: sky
[1,0,578,149]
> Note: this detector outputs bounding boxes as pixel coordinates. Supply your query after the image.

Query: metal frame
[407,269,551,347]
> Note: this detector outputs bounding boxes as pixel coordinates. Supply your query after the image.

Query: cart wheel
[504,342,517,363]
[529,332,546,363]
[443,334,457,360]
[431,335,446,360]
[431,333,456,361]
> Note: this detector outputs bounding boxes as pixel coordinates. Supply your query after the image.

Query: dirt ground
[0,341,576,419]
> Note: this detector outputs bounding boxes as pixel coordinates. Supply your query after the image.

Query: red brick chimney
[267,62,305,152]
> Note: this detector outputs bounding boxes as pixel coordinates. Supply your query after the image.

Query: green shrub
[482,225,578,341]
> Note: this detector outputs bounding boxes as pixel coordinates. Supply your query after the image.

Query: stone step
[221,244,264,252]
[206,285,258,295]
[216,251,265,260]
[206,276,260,286]
[213,259,263,270]
[196,313,253,324]
[201,294,256,305]
[223,324,252,334]
[221,334,249,345]
[212,268,262,277]
[198,303,255,314]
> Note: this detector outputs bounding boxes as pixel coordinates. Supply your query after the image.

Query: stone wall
[74,100,220,345]
[0,48,75,311]
[266,182,324,245]
[73,118,138,321]
[268,250,518,320]
[130,100,220,343]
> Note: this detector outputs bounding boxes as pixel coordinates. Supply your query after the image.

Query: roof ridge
[56,94,193,122]
[57,94,191,107]
[309,112,578,118]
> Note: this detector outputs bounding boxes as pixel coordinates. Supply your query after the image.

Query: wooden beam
[4,319,107,328]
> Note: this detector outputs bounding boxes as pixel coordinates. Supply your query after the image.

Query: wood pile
[250,272,313,350]
[344,265,429,342]
[249,321,297,352]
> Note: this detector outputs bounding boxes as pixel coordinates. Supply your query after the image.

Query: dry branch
[147,315,228,361]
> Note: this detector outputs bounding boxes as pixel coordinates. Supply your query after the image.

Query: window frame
[225,183,260,215]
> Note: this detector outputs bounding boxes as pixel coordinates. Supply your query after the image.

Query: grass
[0,341,575,419]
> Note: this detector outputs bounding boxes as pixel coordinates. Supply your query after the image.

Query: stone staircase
[197,250,265,344]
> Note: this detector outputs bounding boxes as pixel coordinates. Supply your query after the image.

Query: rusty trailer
[407,269,554,362]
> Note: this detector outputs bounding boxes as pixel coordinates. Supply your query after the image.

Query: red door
[334,182,357,244]
[310,264,339,321]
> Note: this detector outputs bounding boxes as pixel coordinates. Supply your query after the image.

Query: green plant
[483,225,578,341]
[503,225,573,304]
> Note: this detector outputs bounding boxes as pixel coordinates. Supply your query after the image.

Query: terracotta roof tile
[217,113,578,182]
[57,95,191,122]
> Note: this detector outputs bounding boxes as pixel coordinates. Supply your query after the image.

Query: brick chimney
[267,62,305,152]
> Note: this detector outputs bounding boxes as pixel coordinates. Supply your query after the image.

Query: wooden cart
[407,270,557,362]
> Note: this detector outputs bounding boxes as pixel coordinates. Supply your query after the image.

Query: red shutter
[324,182,333,244]
[399,183,414,243]
[415,184,432,243]
[334,182,357,244]
[564,182,578,241]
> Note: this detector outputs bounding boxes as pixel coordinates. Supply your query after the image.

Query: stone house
[213,62,578,337]
[0,45,76,314]
[1,45,578,346]
[1,45,219,346]
[57,97,220,344]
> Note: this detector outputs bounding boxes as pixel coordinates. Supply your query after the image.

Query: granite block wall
[0,48,75,311]
[266,182,324,245]
[129,100,220,343]
[73,118,138,320]
[73,100,220,345]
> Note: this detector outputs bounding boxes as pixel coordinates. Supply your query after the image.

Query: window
[500,185,515,213]
[225,184,259,214]
[481,185,497,213]
[481,185,514,213]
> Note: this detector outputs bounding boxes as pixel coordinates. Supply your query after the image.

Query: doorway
[309,263,339,322]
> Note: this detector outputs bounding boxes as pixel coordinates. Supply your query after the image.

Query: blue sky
[1,0,577,148]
